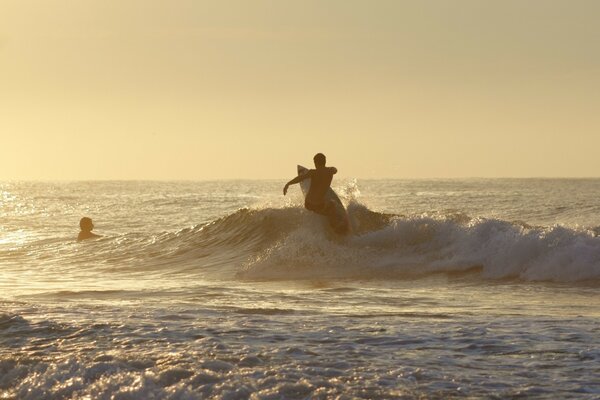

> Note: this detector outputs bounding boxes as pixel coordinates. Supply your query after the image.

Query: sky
[1,0,599,180]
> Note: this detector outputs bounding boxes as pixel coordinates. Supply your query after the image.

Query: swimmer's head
[79,217,94,232]
[313,153,326,168]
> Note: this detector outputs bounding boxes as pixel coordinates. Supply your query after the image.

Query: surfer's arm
[283,172,312,195]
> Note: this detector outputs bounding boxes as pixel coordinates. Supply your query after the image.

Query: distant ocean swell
[54,201,600,284]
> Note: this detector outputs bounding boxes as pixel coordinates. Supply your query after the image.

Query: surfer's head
[79,217,94,232]
[313,153,326,168]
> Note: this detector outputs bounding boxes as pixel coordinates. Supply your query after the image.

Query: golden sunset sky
[1,0,599,180]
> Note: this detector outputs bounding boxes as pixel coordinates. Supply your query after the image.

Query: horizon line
[3,176,600,182]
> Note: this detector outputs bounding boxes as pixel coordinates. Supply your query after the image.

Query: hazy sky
[1,0,599,180]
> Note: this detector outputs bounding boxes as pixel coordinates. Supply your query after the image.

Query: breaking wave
[89,201,600,283]
[237,203,600,283]
[12,202,600,284]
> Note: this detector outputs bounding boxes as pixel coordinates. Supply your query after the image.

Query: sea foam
[237,202,600,283]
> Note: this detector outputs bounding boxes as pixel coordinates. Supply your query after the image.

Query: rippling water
[1,179,599,399]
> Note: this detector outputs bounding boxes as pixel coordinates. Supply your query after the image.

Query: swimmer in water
[77,217,102,241]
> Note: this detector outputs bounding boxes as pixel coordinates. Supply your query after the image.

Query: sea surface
[1,179,599,399]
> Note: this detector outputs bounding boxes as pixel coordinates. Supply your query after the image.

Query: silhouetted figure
[77,217,101,241]
[283,153,338,217]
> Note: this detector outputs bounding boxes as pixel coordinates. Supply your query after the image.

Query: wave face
[76,201,598,283]
[232,203,600,283]
[8,202,599,284]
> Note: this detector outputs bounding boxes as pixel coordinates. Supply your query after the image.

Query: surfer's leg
[323,200,338,223]
[326,199,338,216]
[325,201,349,234]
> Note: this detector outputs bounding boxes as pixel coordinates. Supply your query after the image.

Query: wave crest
[67,202,600,284]
[237,203,600,283]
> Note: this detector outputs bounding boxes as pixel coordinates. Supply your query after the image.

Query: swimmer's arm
[283,171,313,195]
[330,167,337,174]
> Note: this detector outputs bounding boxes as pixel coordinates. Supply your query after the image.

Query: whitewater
[1,179,599,399]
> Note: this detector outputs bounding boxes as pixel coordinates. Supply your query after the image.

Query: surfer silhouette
[77,217,102,241]
[283,153,337,217]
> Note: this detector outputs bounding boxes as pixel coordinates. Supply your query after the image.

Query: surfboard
[297,165,351,235]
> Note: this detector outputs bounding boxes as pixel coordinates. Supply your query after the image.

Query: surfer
[77,217,102,241]
[283,153,337,217]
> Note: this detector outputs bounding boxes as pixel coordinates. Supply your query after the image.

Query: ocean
[1,179,599,399]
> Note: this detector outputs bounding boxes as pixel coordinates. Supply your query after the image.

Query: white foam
[241,212,600,283]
